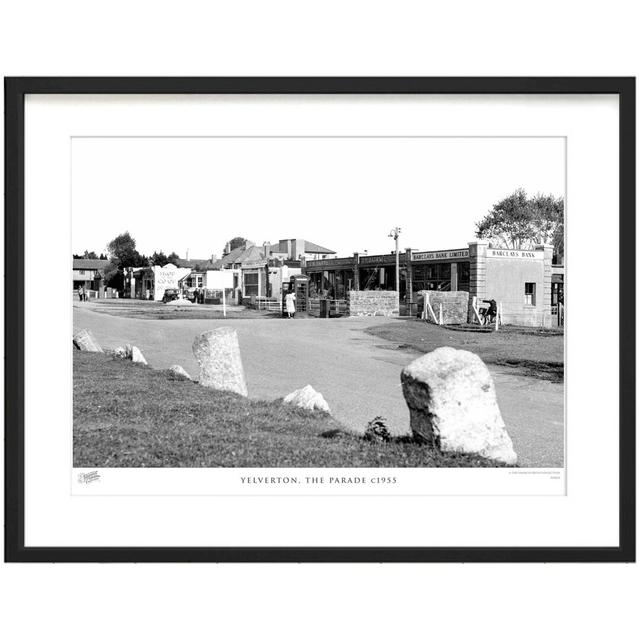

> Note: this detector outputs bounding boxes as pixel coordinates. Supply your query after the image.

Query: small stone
[169,364,192,380]
[283,385,331,413]
[73,328,103,352]
[113,344,147,364]
[128,345,148,365]
[113,346,127,359]
[192,328,248,396]
[401,347,517,464]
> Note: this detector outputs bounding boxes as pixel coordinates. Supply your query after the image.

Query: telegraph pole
[388,227,402,311]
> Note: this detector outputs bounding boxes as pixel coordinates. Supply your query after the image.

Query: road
[73,302,564,467]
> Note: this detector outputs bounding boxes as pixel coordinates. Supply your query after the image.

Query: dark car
[162,288,180,303]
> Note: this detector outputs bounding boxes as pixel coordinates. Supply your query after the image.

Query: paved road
[74,303,564,467]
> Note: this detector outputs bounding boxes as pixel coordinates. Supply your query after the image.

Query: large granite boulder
[283,385,331,413]
[192,328,248,396]
[73,328,103,352]
[400,347,517,464]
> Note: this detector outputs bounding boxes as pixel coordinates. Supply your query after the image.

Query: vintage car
[161,288,180,303]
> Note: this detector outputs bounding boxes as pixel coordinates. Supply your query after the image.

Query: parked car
[162,288,180,303]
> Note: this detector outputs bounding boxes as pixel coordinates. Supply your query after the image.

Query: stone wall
[419,290,469,325]
[348,291,398,317]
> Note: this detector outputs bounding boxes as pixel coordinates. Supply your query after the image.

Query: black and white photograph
[6,77,632,563]
[71,135,565,471]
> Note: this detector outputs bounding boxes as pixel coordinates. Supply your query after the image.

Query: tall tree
[106,231,145,268]
[167,252,180,265]
[102,260,122,289]
[475,188,564,260]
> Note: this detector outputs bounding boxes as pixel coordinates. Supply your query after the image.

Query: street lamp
[388,227,402,311]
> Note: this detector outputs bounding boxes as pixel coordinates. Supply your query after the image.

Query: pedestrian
[482,298,497,324]
[77,285,83,302]
[285,290,296,318]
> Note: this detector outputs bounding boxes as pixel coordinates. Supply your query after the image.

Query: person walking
[285,290,296,318]
[78,285,84,302]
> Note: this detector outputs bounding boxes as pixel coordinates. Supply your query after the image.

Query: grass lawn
[366,319,564,382]
[73,351,508,468]
[85,298,278,321]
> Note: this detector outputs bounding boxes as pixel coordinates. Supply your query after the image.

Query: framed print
[4,77,635,562]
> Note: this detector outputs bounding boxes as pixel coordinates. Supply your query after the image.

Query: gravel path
[73,302,564,467]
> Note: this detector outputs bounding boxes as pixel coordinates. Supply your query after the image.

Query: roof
[173,258,219,270]
[73,259,110,270]
[219,244,266,266]
[268,240,335,255]
[303,241,335,254]
[232,245,266,264]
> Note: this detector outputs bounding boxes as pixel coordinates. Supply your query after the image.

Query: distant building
[217,238,336,301]
[267,238,336,261]
[72,258,110,296]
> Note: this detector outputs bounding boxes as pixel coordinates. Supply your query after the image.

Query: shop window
[524,282,536,306]
[411,262,453,293]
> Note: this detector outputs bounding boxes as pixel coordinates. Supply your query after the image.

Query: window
[524,282,536,305]
[412,262,452,292]
[78,270,85,275]
[244,272,259,297]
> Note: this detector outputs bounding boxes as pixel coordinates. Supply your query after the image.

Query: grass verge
[73,351,509,468]
[366,319,564,382]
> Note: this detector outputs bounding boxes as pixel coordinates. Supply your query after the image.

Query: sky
[72,136,565,260]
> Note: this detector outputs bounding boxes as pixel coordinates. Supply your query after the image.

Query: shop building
[305,241,564,327]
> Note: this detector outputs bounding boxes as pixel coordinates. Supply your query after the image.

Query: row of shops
[74,236,564,327]
[304,241,564,327]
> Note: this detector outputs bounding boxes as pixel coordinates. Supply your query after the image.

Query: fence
[308,298,349,317]
[252,297,283,312]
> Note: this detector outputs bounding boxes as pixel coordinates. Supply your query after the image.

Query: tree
[224,236,248,254]
[475,188,564,260]
[106,231,145,268]
[150,250,169,267]
[167,252,180,265]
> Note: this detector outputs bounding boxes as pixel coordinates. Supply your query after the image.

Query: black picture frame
[4,77,635,563]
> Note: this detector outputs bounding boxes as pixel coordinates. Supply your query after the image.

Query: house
[217,239,335,301]
[72,258,110,296]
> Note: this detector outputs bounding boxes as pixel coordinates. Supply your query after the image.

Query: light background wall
[1,2,638,639]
